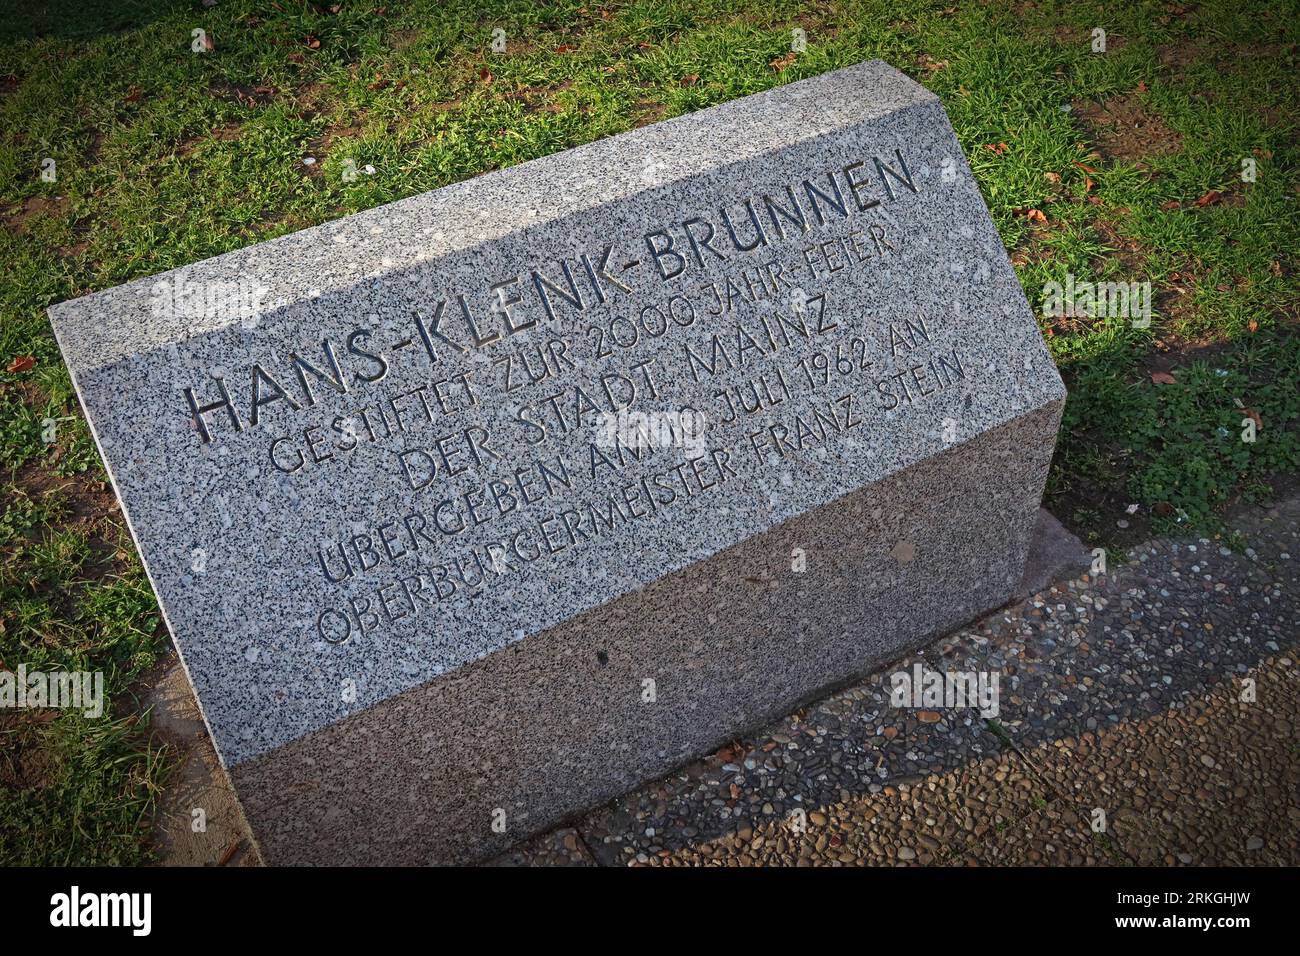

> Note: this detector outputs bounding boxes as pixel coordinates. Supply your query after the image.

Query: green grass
[0,479,168,865]
[1,0,1297,864]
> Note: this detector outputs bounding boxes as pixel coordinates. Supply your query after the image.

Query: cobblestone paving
[494,495,1299,866]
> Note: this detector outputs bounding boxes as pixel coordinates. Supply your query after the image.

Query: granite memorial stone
[49,59,1066,864]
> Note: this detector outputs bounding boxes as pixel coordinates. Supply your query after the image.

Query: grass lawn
[1,0,1297,864]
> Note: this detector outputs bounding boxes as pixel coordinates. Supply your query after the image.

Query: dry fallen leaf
[680,73,700,86]
[1195,189,1222,206]
[983,142,1010,155]
[1161,199,1181,210]
[769,52,796,72]
[304,35,321,50]
[1248,319,1259,332]
[1044,171,1061,183]
[553,43,577,53]
[1243,407,1263,430]
[1151,371,1177,384]
[479,68,493,84]
[1072,160,1098,175]
[1026,208,1048,223]
[6,355,35,373]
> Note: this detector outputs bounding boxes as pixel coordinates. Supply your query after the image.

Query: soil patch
[1074,93,1183,164]
[1,194,69,235]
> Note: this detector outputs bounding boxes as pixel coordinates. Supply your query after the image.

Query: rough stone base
[223,400,1062,865]
[1015,509,1092,600]
[145,660,261,867]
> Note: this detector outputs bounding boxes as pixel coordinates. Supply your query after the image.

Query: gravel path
[493,495,1300,866]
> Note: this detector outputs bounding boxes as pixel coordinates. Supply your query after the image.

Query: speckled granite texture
[234,404,1061,864]
[49,60,1065,864]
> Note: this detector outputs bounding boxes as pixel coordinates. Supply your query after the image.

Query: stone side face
[234,400,1061,865]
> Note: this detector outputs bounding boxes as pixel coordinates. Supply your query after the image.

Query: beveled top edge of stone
[49,59,936,366]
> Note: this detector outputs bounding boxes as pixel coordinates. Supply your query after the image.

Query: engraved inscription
[172,148,977,646]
